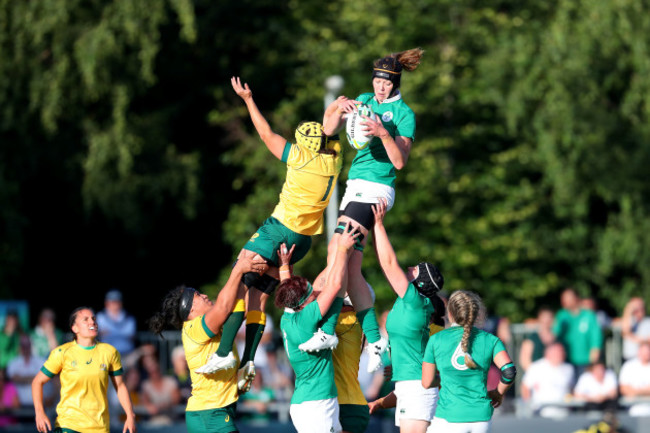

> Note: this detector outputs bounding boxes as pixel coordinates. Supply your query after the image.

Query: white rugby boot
[366,337,388,373]
[237,361,256,393]
[298,328,339,352]
[195,351,236,374]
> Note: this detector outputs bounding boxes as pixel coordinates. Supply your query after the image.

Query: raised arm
[322,96,359,136]
[316,223,360,316]
[371,199,409,297]
[231,76,287,159]
[203,254,268,333]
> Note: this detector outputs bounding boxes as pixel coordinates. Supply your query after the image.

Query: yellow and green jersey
[41,341,123,433]
[333,311,366,406]
[271,140,342,236]
[183,315,239,412]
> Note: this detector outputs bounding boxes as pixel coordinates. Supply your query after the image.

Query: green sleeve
[280,142,292,163]
[423,334,436,364]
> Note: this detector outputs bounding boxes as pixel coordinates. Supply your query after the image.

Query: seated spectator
[573,361,618,411]
[521,342,575,418]
[140,355,180,425]
[238,370,274,423]
[553,288,602,378]
[519,306,555,371]
[619,342,650,416]
[0,310,23,369]
[621,297,650,361]
[0,368,20,427]
[169,346,191,403]
[6,335,48,407]
[97,289,137,357]
[30,308,63,359]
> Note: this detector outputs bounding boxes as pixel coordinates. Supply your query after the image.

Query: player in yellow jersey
[197,77,343,391]
[32,307,136,433]
[148,254,267,433]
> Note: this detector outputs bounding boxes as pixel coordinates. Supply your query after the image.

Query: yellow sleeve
[109,346,123,376]
[183,316,212,345]
[41,344,64,377]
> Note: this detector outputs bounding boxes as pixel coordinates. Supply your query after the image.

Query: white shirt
[619,358,650,416]
[574,369,617,398]
[523,358,574,409]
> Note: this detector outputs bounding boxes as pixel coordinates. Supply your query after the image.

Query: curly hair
[148,286,186,336]
[274,276,310,310]
[374,47,424,72]
[448,291,484,369]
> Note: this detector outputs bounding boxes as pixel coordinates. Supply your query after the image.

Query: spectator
[519,306,555,371]
[573,361,618,411]
[553,288,602,377]
[619,342,650,416]
[170,346,191,403]
[521,342,575,418]
[96,289,137,356]
[0,368,20,427]
[140,354,180,425]
[0,310,24,369]
[621,297,650,361]
[30,308,63,359]
[7,335,48,407]
[238,370,274,423]
[581,296,611,330]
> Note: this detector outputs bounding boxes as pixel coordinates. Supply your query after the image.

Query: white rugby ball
[345,104,377,150]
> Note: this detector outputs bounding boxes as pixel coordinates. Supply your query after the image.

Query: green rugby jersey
[348,92,415,188]
[280,299,341,404]
[385,283,434,381]
[424,326,506,422]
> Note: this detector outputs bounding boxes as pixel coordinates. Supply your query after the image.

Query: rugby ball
[345,104,377,150]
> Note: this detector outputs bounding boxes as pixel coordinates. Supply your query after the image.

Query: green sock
[357,307,381,344]
[240,310,266,366]
[319,297,343,335]
[216,311,244,357]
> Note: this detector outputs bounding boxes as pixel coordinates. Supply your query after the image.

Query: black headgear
[372,56,403,89]
[413,262,443,300]
[178,287,198,321]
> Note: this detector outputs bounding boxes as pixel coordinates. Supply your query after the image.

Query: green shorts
[339,404,370,433]
[186,403,238,433]
[243,216,312,266]
[53,429,81,433]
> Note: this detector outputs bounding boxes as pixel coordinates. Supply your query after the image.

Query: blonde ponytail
[449,291,482,369]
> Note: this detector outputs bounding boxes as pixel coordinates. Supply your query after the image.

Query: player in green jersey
[370,198,444,433]
[275,224,359,433]
[422,291,516,433]
[32,307,136,433]
[300,49,425,374]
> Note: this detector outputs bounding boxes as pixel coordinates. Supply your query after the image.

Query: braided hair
[448,291,484,369]
[148,286,187,337]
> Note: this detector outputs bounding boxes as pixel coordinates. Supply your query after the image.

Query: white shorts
[290,397,342,433]
[428,417,491,433]
[394,380,439,425]
[339,179,395,211]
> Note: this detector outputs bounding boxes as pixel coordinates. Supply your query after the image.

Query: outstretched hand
[336,96,360,114]
[277,243,296,267]
[231,76,252,101]
[337,221,361,251]
[236,253,268,275]
[371,198,388,227]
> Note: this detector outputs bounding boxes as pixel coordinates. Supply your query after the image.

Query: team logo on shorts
[400,408,406,414]
[382,111,394,122]
[355,192,363,197]
[225,415,230,423]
